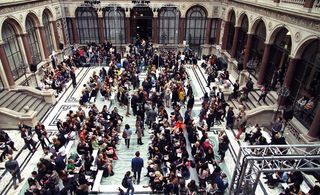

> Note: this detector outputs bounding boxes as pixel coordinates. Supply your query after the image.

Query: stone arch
[25,12,41,28]
[42,8,54,23]
[267,24,293,45]
[225,8,236,22]
[185,4,208,18]
[0,17,24,41]
[249,17,267,35]
[294,35,320,59]
[236,12,248,27]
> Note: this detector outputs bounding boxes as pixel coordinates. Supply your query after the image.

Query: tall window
[226,11,236,53]
[209,19,219,44]
[42,12,54,54]
[66,18,74,44]
[104,7,125,44]
[159,7,179,44]
[26,17,41,64]
[76,7,99,44]
[185,6,207,45]
[2,22,25,80]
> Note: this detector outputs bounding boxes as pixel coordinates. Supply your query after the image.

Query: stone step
[1,92,20,108]
[13,95,34,112]
[0,90,10,100]
[7,93,28,110]
[29,99,43,111]
[0,91,16,106]
[20,97,38,112]
[36,103,52,121]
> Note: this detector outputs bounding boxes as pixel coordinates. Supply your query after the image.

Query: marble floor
[0,64,289,195]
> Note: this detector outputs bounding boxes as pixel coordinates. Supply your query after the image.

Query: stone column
[308,109,320,139]
[0,43,15,88]
[98,17,105,43]
[59,19,67,46]
[38,26,50,58]
[257,43,271,85]
[304,0,315,8]
[205,18,212,44]
[215,19,222,45]
[125,17,131,43]
[230,26,240,58]
[20,33,33,65]
[50,21,60,50]
[152,17,158,44]
[284,58,299,88]
[221,21,230,50]
[71,18,79,44]
[179,18,185,44]
[243,33,253,69]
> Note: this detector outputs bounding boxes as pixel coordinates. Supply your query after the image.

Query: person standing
[131,151,144,184]
[135,116,143,145]
[258,85,268,104]
[20,125,36,153]
[5,155,24,189]
[123,124,132,149]
[70,66,77,88]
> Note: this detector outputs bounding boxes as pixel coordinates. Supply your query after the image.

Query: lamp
[82,0,101,11]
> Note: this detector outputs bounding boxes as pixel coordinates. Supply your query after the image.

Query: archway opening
[131,6,153,43]
[264,27,292,88]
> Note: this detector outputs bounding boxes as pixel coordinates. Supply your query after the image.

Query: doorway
[131,6,153,42]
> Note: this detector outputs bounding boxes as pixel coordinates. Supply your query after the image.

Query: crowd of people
[0,37,318,195]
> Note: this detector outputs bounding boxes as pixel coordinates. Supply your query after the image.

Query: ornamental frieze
[0,0,58,15]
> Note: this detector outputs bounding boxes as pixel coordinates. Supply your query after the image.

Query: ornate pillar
[230,26,240,58]
[221,21,230,50]
[308,108,320,139]
[71,18,79,44]
[257,43,271,85]
[125,17,131,44]
[152,17,158,44]
[20,33,33,65]
[38,26,50,58]
[215,19,222,45]
[50,21,60,50]
[0,43,15,88]
[58,19,67,46]
[205,18,212,44]
[98,17,105,43]
[243,33,253,69]
[179,18,185,44]
[284,57,299,88]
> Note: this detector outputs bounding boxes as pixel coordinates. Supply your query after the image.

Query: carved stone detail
[268,21,272,31]
[295,32,301,42]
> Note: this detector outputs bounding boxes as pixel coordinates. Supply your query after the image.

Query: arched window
[185,6,207,46]
[104,7,125,44]
[226,11,236,53]
[2,22,25,80]
[159,7,179,44]
[76,7,99,44]
[42,12,54,54]
[209,19,219,44]
[26,17,41,64]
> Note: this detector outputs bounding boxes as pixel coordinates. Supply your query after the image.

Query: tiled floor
[0,64,285,195]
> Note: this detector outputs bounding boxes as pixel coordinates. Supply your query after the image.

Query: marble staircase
[0,90,52,127]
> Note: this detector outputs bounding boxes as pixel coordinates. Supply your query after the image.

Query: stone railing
[0,107,38,129]
[12,86,57,104]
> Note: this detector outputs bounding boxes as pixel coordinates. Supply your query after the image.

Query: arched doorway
[104,6,126,44]
[235,14,249,61]
[75,7,99,44]
[264,27,292,87]
[248,20,266,78]
[291,39,320,128]
[131,5,153,42]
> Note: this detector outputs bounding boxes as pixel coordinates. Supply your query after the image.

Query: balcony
[233,0,320,15]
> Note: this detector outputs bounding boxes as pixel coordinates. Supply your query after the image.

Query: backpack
[122,177,128,188]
